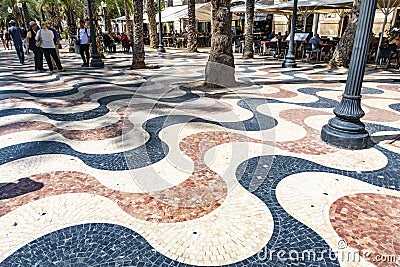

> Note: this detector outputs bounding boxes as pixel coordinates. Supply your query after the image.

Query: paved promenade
[0,47,399,267]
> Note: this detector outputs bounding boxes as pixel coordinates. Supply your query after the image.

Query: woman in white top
[36,21,64,74]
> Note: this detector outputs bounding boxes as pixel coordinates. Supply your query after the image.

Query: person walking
[26,21,44,71]
[76,20,90,67]
[0,29,4,50]
[21,26,27,54]
[4,28,12,50]
[8,20,24,64]
[36,21,64,74]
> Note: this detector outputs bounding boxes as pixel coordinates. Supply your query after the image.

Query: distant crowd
[2,18,142,73]
[3,20,64,74]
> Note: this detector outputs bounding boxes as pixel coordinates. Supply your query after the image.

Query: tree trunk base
[205,61,236,88]
[242,52,253,59]
[191,80,239,89]
[328,60,339,70]
[204,82,239,89]
[131,62,146,69]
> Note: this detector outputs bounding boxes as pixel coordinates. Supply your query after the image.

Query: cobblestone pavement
[0,47,399,267]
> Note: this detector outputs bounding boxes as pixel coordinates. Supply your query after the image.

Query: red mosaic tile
[276,109,339,155]
[330,193,400,267]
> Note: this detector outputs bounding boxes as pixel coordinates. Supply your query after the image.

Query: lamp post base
[282,57,297,68]
[157,45,166,53]
[90,58,105,68]
[321,117,371,150]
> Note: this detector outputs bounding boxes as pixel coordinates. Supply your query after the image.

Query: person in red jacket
[121,32,131,53]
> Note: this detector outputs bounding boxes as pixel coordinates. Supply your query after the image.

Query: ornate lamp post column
[282,0,298,68]
[85,0,104,68]
[157,0,166,52]
[321,0,378,149]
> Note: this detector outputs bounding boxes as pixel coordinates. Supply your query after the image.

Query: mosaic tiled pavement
[0,47,400,267]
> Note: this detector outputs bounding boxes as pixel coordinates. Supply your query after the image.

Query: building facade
[272,0,397,38]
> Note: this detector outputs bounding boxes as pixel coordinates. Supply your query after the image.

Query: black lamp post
[85,0,104,68]
[40,4,46,23]
[321,0,378,149]
[282,0,298,68]
[157,0,166,52]
[7,7,12,22]
[17,2,25,28]
[101,1,107,33]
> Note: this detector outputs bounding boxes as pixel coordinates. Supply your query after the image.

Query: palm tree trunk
[147,0,158,49]
[205,0,235,88]
[243,0,255,59]
[40,4,46,23]
[48,6,62,31]
[328,0,361,68]
[187,0,198,52]
[131,0,146,69]
[22,2,31,28]
[105,9,112,33]
[89,0,103,58]
[10,0,21,26]
[66,6,77,53]
[124,0,133,39]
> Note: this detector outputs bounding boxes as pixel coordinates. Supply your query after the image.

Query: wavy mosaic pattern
[1,48,400,266]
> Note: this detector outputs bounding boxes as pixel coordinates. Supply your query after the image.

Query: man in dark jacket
[8,20,24,64]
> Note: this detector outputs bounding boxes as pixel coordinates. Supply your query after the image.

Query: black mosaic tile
[361,87,384,94]
[389,103,400,113]
[0,178,43,200]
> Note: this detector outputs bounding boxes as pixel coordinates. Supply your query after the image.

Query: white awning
[258,0,353,13]
[230,3,275,13]
[171,3,212,22]
[113,3,214,23]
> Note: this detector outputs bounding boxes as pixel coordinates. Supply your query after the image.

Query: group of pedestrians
[4,19,94,72]
[5,20,64,74]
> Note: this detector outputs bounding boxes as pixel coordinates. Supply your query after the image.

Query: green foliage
[0,0,12,21]
[60,29,68,39]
